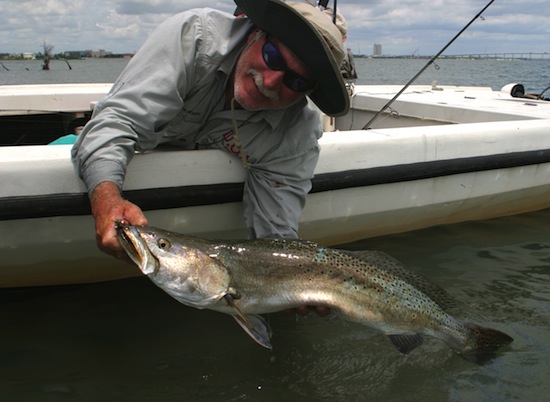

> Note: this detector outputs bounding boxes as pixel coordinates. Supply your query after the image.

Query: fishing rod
[317,0,337,22]
[362,0,496,130]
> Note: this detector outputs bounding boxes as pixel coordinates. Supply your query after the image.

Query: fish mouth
[115,222,158,275]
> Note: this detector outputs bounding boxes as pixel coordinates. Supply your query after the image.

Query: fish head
[116,224,231,309]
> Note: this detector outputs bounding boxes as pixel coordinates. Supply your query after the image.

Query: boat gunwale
[2,147,550,221]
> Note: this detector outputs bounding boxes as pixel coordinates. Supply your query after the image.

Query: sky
[0,0,548,57]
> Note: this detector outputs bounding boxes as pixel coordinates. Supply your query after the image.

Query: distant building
[22,52,36,60]
[373,44,382,57]
[64,51,86,59]
[89,49,113,58]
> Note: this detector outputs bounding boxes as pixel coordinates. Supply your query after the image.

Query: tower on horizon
[373,44,382,56]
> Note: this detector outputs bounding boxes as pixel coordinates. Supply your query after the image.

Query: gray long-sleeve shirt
[71,8,322,239]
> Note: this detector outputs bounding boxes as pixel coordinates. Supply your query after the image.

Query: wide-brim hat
[234,0,350,117]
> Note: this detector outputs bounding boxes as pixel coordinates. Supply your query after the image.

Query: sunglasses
[261,35,316,93]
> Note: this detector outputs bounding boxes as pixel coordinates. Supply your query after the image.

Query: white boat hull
[2,84,550,287]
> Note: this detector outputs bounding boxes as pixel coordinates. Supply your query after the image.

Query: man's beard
[248,69,279,102]
[233,68,282,111]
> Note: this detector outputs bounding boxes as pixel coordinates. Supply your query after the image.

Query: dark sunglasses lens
[262,38,315,92]
[284,72,314,92]
[262,42,286,70]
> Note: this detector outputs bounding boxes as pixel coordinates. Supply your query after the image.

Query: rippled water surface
[2,209,550,401]
[1,57,548,95]
[353,57,550,94]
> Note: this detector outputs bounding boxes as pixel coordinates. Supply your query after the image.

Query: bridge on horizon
[442,52,549,60]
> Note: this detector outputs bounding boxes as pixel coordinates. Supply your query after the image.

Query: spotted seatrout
[116,224,512,362]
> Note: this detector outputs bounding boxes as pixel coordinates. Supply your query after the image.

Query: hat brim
[234,0,349,116]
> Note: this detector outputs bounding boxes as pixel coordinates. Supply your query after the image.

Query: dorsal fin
[342,250,457,310]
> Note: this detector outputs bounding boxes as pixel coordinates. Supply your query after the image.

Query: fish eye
[157,238,171,250]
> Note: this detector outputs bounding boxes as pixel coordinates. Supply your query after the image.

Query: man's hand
[288,306,331,317]
[90,181,148,260]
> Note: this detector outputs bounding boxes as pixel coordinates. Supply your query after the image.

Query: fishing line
[362,0,496,130]
[537,84,550,100]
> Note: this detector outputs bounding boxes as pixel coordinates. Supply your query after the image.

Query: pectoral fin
[232,314,273,349]
[387,333,424,354]
[224,294,272,349]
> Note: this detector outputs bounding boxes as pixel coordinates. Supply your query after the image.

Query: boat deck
[339,84,550,130]
[0,83,111,116]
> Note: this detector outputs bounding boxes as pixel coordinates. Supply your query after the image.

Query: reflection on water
[1,209,550,401]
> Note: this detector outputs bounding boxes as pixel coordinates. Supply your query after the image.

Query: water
[0,59,130,86]
[2,209,550,401]
[1,57,549,94]
[353,57,550,95]
[1,58,550,401]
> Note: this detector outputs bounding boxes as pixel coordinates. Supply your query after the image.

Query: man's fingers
[285,306,331,317]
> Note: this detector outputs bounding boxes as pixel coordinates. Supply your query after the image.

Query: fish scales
[116,224,513,362]
[215,239,454,332]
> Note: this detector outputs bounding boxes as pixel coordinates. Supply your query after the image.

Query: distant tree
[42,42,54,70]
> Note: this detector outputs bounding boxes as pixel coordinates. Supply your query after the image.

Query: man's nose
[262,70,285,90]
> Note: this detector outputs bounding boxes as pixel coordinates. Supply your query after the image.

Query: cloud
[340,0,550,55]
[0,0,548,55]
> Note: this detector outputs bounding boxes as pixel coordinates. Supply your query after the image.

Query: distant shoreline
[354,53,549,61]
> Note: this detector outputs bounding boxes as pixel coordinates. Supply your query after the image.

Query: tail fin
[458,323,513,364]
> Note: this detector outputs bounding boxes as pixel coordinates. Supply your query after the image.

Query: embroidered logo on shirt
[222,129,249,162]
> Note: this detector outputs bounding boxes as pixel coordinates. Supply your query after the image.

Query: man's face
[232,30,315,111]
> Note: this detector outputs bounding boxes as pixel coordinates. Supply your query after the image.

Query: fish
[116,223,513,362]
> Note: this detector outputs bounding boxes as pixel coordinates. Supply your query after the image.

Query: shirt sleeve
[71,10,207,193]
[243,103,322,239]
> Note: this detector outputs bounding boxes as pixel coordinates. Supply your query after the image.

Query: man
[72,0,349,261]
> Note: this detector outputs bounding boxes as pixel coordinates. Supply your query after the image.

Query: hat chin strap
[239,28,265,57]
[228,28,263,105]
[252,29,265,42]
